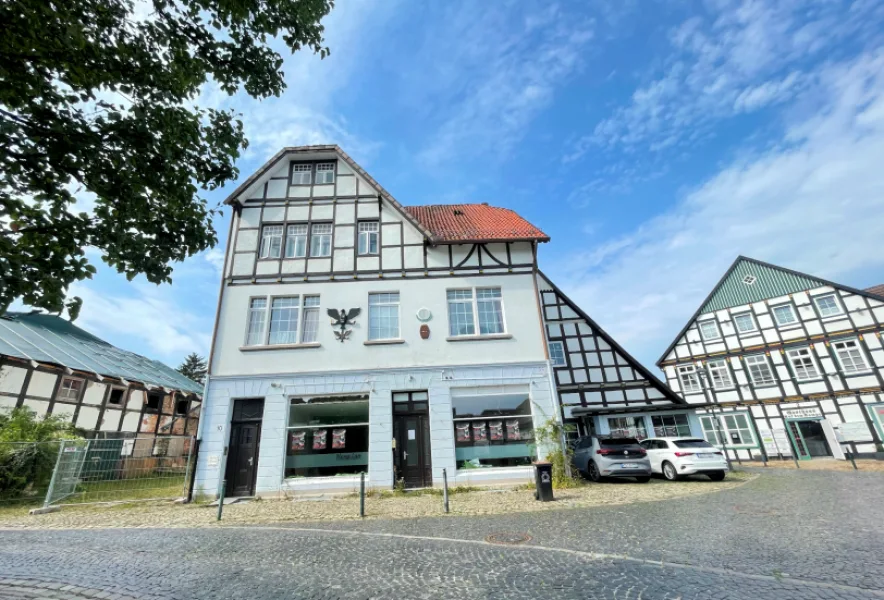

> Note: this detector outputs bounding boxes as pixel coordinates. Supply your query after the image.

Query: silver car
[572,435,652,483]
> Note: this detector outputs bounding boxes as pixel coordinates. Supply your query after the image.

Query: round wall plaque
[416,307,432,322]
[420,324,430,339]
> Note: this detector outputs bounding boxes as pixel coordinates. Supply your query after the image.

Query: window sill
[795,378,825,384]
[364,339,405,346]
[446,333,513,342]
[842,370,875,377]
[239,343,321,352]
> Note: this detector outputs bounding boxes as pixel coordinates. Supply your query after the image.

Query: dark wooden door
[225,398,264,497]
[394,413,431,488]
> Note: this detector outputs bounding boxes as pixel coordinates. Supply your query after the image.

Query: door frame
[785,417,827,461]
[392,391,432,489]
[225,398,264,496]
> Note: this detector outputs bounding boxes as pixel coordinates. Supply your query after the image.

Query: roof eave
[428,235,550,246]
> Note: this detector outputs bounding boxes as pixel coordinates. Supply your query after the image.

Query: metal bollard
[442,468,449,514]
[216,480,226,521]
[792,455,800,469]
[847,452,858,470]
[359,472,365,518]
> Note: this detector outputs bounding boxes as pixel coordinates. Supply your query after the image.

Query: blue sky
[62,0,884,373]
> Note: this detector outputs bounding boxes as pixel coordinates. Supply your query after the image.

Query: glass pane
[288,399,369,427]
[404,417,418,466]
[451,394,530,418]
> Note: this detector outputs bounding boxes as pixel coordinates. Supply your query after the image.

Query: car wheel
[587,460,602,483]
[662,461,680,481]
[707,471,726,481]
[635,476,650,483]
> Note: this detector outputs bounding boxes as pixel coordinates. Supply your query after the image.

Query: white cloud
[547,49,884,368]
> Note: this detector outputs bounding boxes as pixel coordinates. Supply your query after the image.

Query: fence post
[42,441,67,509]
[216,480,226,521]
[359,472,365,518]
[442,468,449,514]
[185,438,200,502]
[847,451,858,470]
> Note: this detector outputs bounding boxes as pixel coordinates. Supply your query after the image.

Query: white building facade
[659,257,884,462]
[194,146,559,497]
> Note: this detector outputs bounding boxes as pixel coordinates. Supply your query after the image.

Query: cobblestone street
[1,469,882,599]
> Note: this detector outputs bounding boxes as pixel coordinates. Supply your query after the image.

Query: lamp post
[697,368,734,472]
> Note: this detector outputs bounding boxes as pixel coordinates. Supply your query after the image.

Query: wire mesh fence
[0,436,194,508]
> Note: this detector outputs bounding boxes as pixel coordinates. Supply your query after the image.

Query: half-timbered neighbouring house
[658,257,884,462]
[0,311,202,439]
[195,145,699,498]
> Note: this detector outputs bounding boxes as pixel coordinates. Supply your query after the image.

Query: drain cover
[485,532,533,545]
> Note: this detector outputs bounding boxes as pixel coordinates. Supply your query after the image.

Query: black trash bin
[533,461,554,502]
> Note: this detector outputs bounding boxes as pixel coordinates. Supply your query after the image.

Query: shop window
[651,414,692,437]
[285,396,369,478]
[606,416,647,439]
[452,394,533,469]
[699,413,755,447]
[698,320,721,341]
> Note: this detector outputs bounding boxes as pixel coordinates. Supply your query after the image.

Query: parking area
[1,469,882,599]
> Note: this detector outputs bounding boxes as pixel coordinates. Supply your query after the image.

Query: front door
[225,398,264,496]
[392,391,432,488]
[787,419,831,460]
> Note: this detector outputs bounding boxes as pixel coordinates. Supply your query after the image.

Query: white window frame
[57,376,84,403]
[244,295,321,347]
[677,364,701,394]
[244,297,268,346]
[310,223,333,257]
[832,338,871,374]
[744,354,776,386]
[771,303,798,326]
[785,347,821,381]
[357,221,380,256]
[291,163,312,185]
[813,293,843,318]
[446,287,506,338]
[315,162,335,185]
[285,224,308,258]
[259,225,284,259]
[368,292,400,341]
[707,359,734,390]
[732,312,757,334]
[699,412,756,448]
[698,319,721,341]
[548,341,566,366]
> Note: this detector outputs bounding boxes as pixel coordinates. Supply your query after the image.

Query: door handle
[248,457,254,466]
[402,451,408,459]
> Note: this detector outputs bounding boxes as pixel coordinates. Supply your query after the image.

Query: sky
[55,0,884,375]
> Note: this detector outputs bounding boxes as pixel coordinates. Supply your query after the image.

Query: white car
[639,437,728,481]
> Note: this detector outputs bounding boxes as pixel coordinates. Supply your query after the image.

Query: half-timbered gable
[658,256,884,461]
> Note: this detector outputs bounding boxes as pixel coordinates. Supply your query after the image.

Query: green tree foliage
[0,407,81,500]
[0,0,334,318]
[177,352,207,385]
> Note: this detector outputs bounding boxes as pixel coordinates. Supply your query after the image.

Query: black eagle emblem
[328,308,361,342]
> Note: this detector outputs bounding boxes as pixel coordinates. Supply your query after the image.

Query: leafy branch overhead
[0,0,334,318]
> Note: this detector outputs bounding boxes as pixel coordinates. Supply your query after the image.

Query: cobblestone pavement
[1,469,882,599]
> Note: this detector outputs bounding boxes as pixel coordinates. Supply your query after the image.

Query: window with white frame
[245,298,267,346]
[772,304,797,326]
[57,377,83,402]
[548,341,566,366]
[677,364,701,393]
[358,221,379,256]
[607,416,648,439]
[301,296,320,343]
[786,347,820,380]
[285,224,308,258]
[315,162,335,184]
[813,293,843,317]
[268,297,301,345]
[447,287,505,337]
[699,413,755,447]
[707,359,733,390]
[733,312,757,333]
[698,320,721,341]
[291,163,312,185]
[259,225,283,259]
[651,414,692,437]
[744,354,776,386]
[832,339,869,373]
[368,292,400,340]
[310,223,332,257]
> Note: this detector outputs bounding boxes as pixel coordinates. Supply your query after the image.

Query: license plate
[620,463,640,469]
[697,453,716,459]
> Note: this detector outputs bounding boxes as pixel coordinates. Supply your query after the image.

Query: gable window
[310,223,332,257]
[813,293,843,317]
[285,224,308,258]
[259,225,284,259]
[698,320,721,341]
[548,341,566,366]
[447,287,506,337]
[358,221,379,256]
[368,293,400,340]
[707,359,733,390]
[108,388,125,405]
[175,399,189,415]
[772,304,797,326]
[58,377,83,402]
[315,162,335,185]
[786,347,820,380]
[452,394,534,468]
[291,163,312,185]
[246,298,268,346]
[733,312,757,333]
[146,392,162,412]
[651,414,692,437]
[832,339,869,373]
[286,396,370,478]
[744,354,776,386]
[677,364,701,393]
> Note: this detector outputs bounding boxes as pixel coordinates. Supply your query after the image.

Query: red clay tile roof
[865,284,884,298]
[403,204,549,244]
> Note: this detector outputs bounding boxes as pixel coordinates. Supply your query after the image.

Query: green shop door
[786,419,831,460]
